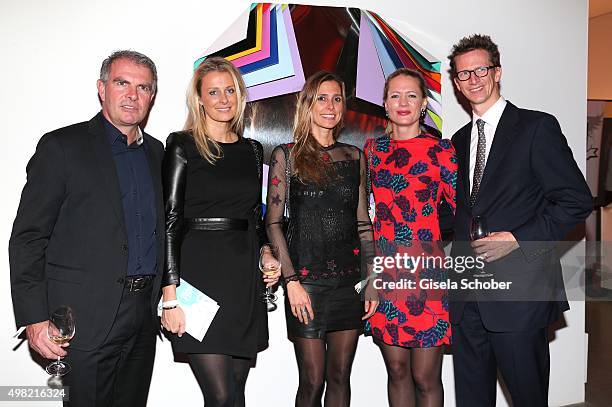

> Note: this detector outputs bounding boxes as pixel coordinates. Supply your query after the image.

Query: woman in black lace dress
[160,57,280,407]
[265,71,378,407]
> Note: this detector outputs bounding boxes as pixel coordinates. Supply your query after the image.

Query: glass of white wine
[260,244,281,312]
[46,306,75,377]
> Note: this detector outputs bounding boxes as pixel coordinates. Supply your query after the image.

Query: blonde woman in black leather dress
[160,57,280,407]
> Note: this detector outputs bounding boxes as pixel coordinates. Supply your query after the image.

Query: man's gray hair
[99,50,158,92]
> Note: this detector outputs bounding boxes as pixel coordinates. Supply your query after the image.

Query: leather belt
[124,275,154,292]
[185,217,249,231]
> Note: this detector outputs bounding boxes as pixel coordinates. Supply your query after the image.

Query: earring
[385,111,389,118]
[420,108,426,119]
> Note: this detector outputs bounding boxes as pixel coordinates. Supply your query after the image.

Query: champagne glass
[260,244,281,312]
[470,216,493,278]
[46,306,75,377]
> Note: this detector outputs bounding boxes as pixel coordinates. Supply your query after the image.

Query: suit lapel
[454,124,472,207]
[476,102,519,198]
[143,134,163,231]
[88,113,126,235]
[143,134,164,279]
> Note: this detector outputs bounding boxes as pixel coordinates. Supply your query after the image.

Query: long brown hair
[184,57,247,163]
[292,71,346,184]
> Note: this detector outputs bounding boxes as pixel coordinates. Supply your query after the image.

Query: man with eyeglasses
[447,34,592,406]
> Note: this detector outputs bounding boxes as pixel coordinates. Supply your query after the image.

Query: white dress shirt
[469,96,507,193]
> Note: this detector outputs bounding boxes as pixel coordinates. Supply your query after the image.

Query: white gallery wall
[0,0,588,406]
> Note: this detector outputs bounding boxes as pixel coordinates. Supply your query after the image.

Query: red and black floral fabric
[364,133,457,348]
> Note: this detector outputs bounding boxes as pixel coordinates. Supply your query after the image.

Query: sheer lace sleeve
[363,138,375,213]
[264,145,298,282]
[357,148,375,263]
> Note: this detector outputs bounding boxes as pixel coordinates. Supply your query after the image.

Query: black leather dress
[162,131,268,357]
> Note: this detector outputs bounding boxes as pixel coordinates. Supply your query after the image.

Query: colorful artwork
[196,3,442,158]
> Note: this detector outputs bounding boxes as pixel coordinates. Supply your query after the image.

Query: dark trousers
[63,285,157,407]
[452,302,550,407]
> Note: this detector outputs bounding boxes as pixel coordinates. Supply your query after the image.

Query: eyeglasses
[455,65,499,81]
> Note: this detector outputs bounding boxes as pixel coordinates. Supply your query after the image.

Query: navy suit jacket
[450,102,592,331]
[10,112,165,350]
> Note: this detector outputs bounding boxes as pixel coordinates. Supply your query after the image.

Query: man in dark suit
[447,34,592,406]
[10,50,165,406]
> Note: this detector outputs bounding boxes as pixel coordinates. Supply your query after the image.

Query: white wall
[0,0,588,406]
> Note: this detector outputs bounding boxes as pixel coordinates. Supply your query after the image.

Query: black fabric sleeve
[264,145,298,281]
[512,115,593,260]
[246,138,268,247]
[9,133,66,327]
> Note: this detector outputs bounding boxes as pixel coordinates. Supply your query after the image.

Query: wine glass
[470,215,493,278]
[46,306,75,378]
[260,244,281,312]
[470,215,489,241]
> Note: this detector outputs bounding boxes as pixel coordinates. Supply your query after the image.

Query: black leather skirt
[285,277,363,340]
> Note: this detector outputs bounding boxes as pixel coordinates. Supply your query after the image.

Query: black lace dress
[265,142,374,339]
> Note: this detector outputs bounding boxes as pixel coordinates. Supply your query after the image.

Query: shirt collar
[472,96,507,129]
[101,113,144,146]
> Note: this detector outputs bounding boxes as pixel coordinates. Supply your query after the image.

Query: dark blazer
[9,112,165,351]
[450,102,592,331]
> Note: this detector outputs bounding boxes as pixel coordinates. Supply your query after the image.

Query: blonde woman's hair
[383,68,428,135]
[184,56,247,163]
[292,71,346,184]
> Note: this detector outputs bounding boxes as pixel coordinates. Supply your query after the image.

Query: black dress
[162,132,268,357]
[265,142,374,339]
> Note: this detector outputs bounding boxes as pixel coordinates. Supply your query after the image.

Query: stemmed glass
[260,244,281,312]
[470,215,489,241]
[470,216,493,278]
[46,306,75,378]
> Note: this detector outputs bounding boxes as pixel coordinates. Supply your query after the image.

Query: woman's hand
[161,284,185,337]
[161,306,186,337]
[286,281,314,325]
[362,279,379,320]
[260,251,281,287]
[362,300,379,320]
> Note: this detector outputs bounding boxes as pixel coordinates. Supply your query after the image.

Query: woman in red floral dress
[364,68,457,407]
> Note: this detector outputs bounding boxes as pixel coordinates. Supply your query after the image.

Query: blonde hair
[184,57,247,163]
[292,71,346,184]
[383,68,429,135]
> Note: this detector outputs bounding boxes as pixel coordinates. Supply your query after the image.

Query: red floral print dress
[364,133,457,348]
